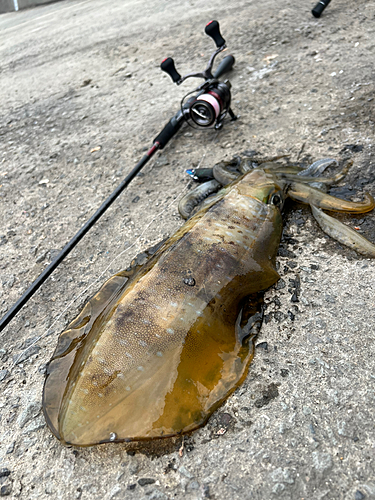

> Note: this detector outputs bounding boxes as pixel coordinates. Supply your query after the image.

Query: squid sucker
[43,161,375,446]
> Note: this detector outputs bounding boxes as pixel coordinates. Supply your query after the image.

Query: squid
[43,157,375,446]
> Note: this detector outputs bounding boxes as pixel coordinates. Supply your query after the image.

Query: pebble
[0,483,12,497]
[17,401,42,429]
[138,478,155,486]
[128,461,139,475]
[220,413,232,426]
[35,251,48,263]
[256,342,268,351]
[254,383,279,408]
[275,279,286,290]
[6,442,15,454]
[0,469,11,478]
[22,415,45,434]
[355,491,366,500]
[187,480,200,490]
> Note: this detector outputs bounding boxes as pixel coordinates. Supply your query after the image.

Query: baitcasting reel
[161,20,237,130]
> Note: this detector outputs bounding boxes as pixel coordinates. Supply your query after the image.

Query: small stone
[270,467,295,484]
[132,196,140,203]
[127,484,136,490]
[272,483,285,494]
[6,442,15,454]
[280,369,289,377]
[23,415,45,434]
[203,484,211,498]
[291,291,299,303]
[36,251,48,263]
[128,461,138,475]
[0,483,12,496]
[0,469,11,478]
[256,342,268,351]
[355,491,366,500]
[220,413,232,426]
[275,279,286,290]
[38,364,47,374]
[17,401,42,429]
[254,383,279,408]
[138,478,155,487]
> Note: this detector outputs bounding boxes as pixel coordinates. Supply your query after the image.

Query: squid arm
[289,182,375,213]
[310,204,375,257]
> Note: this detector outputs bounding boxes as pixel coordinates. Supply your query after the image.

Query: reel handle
[205,20,226,48]
[312,0,331,18]
[161,57,181,83]
[213,54,235,79]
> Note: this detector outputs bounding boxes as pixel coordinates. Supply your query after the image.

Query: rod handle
[154,115,184,149]
[205,20,226,48]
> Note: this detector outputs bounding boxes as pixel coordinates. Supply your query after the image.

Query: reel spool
[161,20,236,131]
[184,81,232,129]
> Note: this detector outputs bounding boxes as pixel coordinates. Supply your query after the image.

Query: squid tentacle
[298,158,338,177]
[213,162,239,185]
[178,179,222,219]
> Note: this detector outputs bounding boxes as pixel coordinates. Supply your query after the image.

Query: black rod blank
[0,146,159,333]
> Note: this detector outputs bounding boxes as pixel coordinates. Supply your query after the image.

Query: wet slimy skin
[43,163,375,446]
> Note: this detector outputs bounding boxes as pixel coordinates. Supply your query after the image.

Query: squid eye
[270,193,282,207]
[272,195,281,205]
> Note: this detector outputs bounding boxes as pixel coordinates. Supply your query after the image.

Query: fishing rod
[0,20,236,333]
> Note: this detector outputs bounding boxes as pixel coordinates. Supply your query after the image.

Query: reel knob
[161,57,181,83]
[205,20,226,48]
[312,0,331,17]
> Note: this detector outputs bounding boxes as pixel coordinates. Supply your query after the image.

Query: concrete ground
[0,0,375,498]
